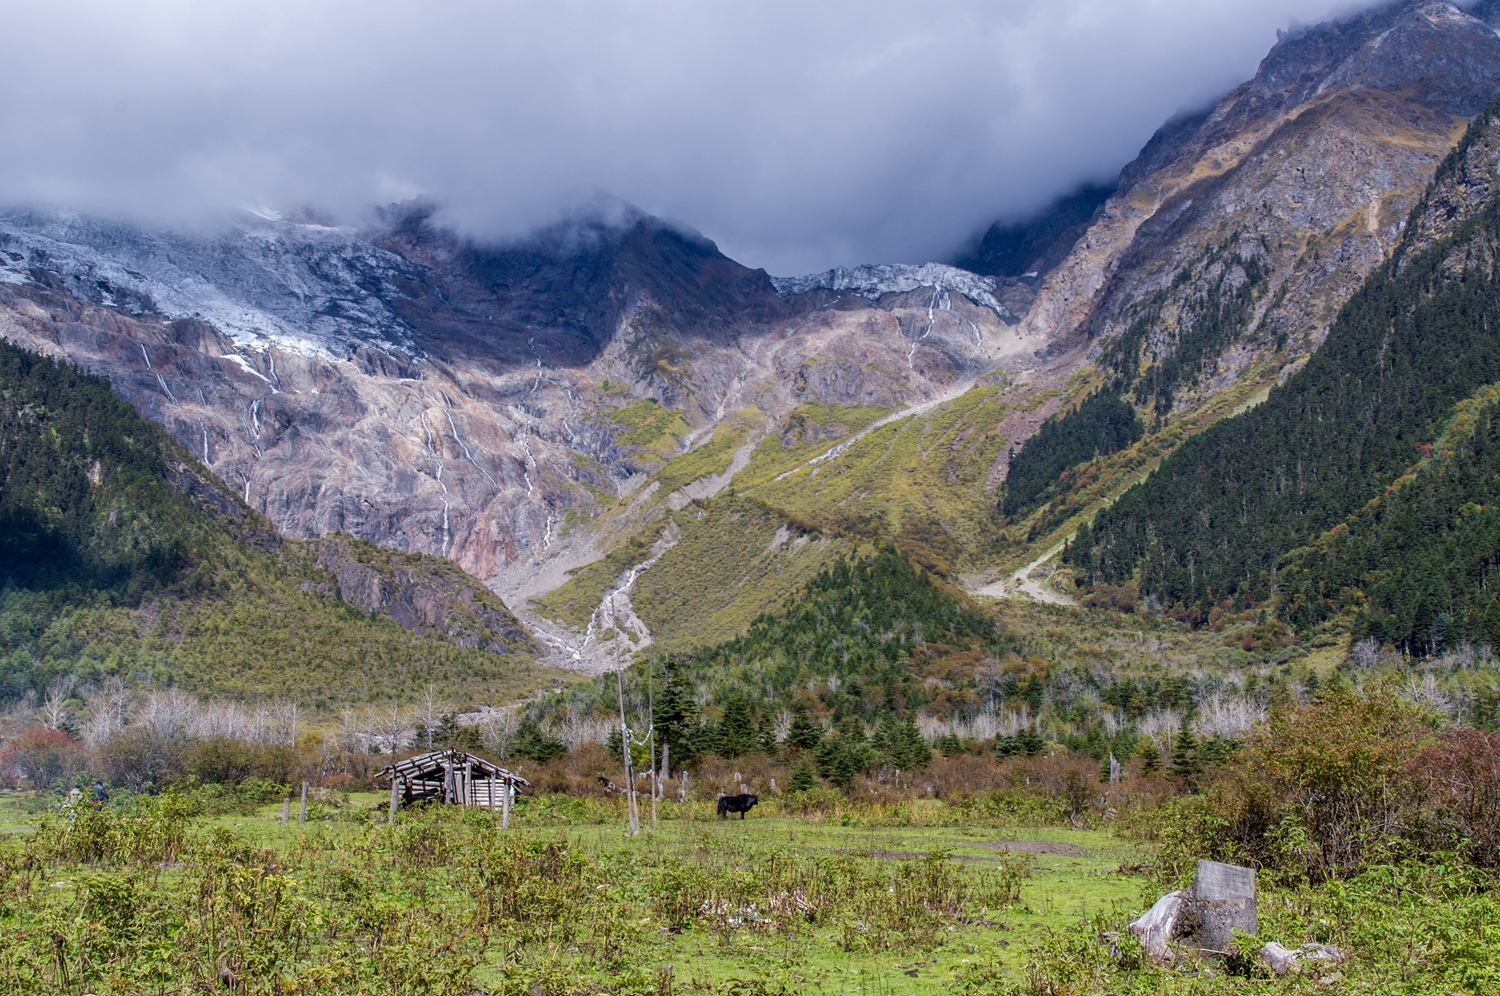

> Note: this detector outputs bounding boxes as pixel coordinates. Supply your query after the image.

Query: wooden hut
[380,749,529,810]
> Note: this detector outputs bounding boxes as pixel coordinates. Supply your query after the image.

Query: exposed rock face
[304,535,531,652]
[1020,0,1500,412]
[2,0,1498,635]
[0,206,1027,590]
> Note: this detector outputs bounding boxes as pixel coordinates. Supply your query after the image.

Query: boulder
[1260,941,1347,975]
[1260,941,1300,975]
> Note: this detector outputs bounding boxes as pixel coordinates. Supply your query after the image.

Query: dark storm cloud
[0,0,1367,274]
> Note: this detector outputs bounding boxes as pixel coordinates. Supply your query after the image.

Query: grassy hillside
[740,388,1013,576]
[0,338,545,705]
[630,497,854,653]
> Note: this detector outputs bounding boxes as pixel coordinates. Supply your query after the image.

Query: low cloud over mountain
[0,0,1364,274]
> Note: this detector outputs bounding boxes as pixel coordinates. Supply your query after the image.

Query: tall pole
[647,659,659,830]
[616,669,638,834]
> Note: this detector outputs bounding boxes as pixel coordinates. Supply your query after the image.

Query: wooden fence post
[299,781,308,824]
[281,797,290,825]
[501,781,511,830]
[388,778,399,825]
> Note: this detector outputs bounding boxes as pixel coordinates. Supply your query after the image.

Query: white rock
[1128,890,1185,962]
[1261,941,1300,975]
[1261,941,1347,975]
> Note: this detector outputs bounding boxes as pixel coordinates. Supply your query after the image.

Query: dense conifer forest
[1000,390,1143,518]
[1067,109,1500,643]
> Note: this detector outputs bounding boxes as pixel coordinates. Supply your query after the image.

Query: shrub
[1408,729,1500,868]
[95,727,184,793]
[0,726,85,790]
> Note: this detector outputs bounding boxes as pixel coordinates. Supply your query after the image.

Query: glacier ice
[0,208,425,358]
[769,262,1015,319]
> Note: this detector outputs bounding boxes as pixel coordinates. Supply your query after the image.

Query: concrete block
[1189,859,1257,952]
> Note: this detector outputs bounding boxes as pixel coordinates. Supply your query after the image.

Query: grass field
[3,788,1497,994]
[0,789,1146,995]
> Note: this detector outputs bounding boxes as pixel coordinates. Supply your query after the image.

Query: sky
[1,0,1369,275]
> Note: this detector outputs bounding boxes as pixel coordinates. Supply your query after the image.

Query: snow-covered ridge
[0,209,424,358]
[770,262,1014,319]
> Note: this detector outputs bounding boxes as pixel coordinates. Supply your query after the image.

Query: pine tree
[716,697,757,758]
[788,756,818,792]
[1134,735,1158,774]
[785,703,825,752]
[1139,737,1160,775]
[1169,720,1201,788]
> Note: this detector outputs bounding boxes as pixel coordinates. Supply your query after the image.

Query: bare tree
[416,684,444,750]
[137,688,198,740]
[41,675,78,730]
[1192,691,1266,739]
[368,704,413,764]
[1350,637,1380,669]
[268,700,301,745]
[478,706,521,757]
[976,659,1004,715]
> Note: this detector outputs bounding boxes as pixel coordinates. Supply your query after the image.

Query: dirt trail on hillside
[972,538,1075,606]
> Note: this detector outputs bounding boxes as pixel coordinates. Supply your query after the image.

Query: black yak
[717,793,759,819]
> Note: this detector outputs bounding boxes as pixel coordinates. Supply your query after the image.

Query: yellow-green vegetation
[631,498,856,653]
[534,519,672,629]
[0,790,1145,996]
[732,402,894,486]
[742,388,1011,575]
[651,426,748,493]
[6,784,1495,995]
[607,399,691,451]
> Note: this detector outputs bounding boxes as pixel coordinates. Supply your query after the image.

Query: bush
[0,726,85,790]
[96,727,184,793]
[1408,729,1500,868]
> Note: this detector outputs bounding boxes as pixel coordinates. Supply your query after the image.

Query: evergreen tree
[756,714,778,755]
[513,720,567,764]
[871,714,931,770]
[1169,720,1201,789]
[653,665,704,766]
[716,696,757,758]
[788,756,819,792]
[817,718,871,789]
[1139,737,1161,775]
[785,703,825,752]
[1018,728,1047,757]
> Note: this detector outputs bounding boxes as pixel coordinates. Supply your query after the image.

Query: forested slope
[1067,100,1500,645]
[0,339,540,704]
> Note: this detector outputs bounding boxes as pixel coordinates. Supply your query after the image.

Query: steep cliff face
[0,204,1029,594]
[1020,0,1500,416]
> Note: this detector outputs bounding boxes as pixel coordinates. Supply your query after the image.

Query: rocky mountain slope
[0,337,539,702]
[1070,96,1500,654]
[1020,0,1500,412]
[4,0,1500,673]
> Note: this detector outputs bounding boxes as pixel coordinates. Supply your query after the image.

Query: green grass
[742,387,1011,572]
[10,789,1493,994]
[651,427,748,493]
[631,498,856,653]
[0,791,1145,996]
[608,399,692,450]
[732,403,895,488]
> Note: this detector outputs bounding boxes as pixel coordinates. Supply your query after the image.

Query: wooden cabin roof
[380,748,530,786]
